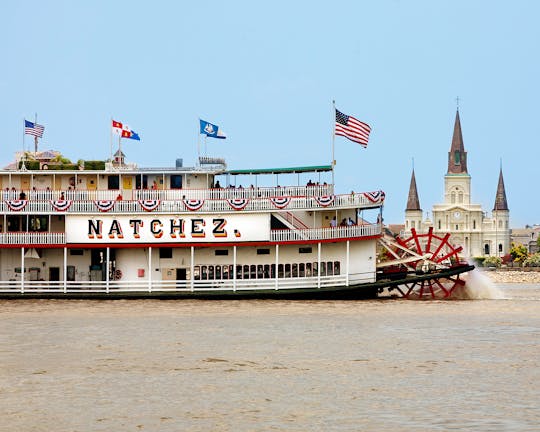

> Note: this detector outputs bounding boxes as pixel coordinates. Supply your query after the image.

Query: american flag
[24,120,45,138]
[335,109,371,147]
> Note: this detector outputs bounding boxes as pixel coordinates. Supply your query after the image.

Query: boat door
[49,267,60,281]
[176,268,187,280]
[122,176,133,200]
[21,175,31,190]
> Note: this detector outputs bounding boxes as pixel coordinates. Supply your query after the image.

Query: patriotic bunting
[138,199,161,212]
[314,195,335,207]
[363,190,386,203]
[5,200,28,211]
[50,200,73,212]
[227,198,249,211]
[269,197,292,209]
[183,199,205,211]
[94,200,116,212]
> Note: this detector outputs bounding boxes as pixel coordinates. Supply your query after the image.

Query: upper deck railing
[0,190,385,215]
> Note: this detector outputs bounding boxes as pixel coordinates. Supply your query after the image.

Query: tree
[509,242,528,263]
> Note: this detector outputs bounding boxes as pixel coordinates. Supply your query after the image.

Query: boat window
[306,262,312,277]
[313,262,318,276]
[236,265,243,279]
[215,249,228,256]
[257,265,264,278]
[278,264,284,278]
[170,175,182,189]
[327,262,334,276]
[334,261,340,275]
[215,265,221,279]
[135,175,148,190]
[250,265,257,279]
[264,265,270,278]
[222,265,229,280]
[292,263,298,277]
[208,265,214,280]
[284,264,291,278]
[299,247,312,254]
[201,265,207,280]
[257,248,270,255]
[159,248,173,259]
[243,265,250,279]
[194,266,200,280]
[320,262,326,276]
[299,263,305,277]
[70,249,84,256]
[107,175,119,190]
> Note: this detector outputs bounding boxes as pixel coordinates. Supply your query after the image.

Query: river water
[1,278,539,431]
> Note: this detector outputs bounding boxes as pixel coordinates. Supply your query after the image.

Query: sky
[1,1,538,227]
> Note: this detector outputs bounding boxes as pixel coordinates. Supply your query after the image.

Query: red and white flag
[335,109,371,147]
[112,119,140,140]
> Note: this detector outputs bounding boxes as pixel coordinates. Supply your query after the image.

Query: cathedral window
[484,244,490,255]
[454,150,461,165]
[438,220,441,229]
[498,220,502,228]
[498,244,503,253]
[458,192,463,203]
[451,192,456,204]
[411,220,415,229]
[473,220,476,229]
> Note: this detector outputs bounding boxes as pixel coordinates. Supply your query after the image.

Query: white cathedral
[404,110,510,258]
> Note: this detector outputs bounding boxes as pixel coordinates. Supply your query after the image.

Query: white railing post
[275,244,279,290]
[317,242,321,289]
[233,246,237,292]
[64,247,68,293]
[346,240,350,287]
[190,246,194,292]
[148,246,152,293]
[106,247,110,294]
[20,247,24,294]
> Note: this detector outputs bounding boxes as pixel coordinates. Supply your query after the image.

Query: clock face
[454,211,461,219]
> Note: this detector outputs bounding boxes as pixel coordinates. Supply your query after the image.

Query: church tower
[490,168,510,256]
[405,169,423,232]
[444,110,471,206]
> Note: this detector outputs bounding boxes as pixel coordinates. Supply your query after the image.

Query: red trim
[0,234,381,249]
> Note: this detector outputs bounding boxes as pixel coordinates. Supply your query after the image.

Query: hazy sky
[1,1,538,227]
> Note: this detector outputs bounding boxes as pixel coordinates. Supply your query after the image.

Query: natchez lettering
[88,218,230,239]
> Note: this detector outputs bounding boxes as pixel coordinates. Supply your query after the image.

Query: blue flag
[200,119,226,139]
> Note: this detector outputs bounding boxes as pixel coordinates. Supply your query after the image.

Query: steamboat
[0,144,473,300]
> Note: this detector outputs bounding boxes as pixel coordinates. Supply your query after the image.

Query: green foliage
[18,160,40,170]
[523,253,540,267]
[83,160,106,170]
[472,256,486,267]
[483,256,502,268]
[509,242,528,263]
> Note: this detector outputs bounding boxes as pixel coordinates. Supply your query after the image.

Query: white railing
[0,192,382,215]
[0,272,376,294]
[0,232,65,245]
[270,224,381,242]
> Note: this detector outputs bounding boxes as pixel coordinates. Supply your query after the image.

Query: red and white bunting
[138,199,161,212]
[5,200,28,211]
[269,197,291,209]
[183,199,205,211]
[314,195,335,207]
[94,200,116,212]
[50,200,73,212]
[227,198,249,211]
[363,190,386,203]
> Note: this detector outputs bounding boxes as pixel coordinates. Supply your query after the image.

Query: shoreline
[478,269,540,284]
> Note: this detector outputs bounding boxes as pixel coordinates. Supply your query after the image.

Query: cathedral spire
[406,169,421,211]
[493,167,509,211]
[447,110,468,174]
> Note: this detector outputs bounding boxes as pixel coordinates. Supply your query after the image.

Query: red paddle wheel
[377,227,468,299]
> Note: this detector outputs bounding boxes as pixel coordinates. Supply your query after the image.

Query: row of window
[193,261,341,281]
[160,247,312,259]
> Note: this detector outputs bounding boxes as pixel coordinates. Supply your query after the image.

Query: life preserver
[114,269,122,280]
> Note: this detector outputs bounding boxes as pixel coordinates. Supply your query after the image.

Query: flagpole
[110,117,113,166]
[331,100,336,186]
[22,118,26,170]
[34,113,38,154]
[197,118,201,164]
[118,134,122,167]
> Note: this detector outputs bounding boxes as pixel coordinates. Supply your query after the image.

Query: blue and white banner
[200,119,226,139]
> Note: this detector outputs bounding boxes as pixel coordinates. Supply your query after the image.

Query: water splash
[452,269,505,300]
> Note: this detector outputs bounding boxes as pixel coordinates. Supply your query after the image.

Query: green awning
[223,165,332,176]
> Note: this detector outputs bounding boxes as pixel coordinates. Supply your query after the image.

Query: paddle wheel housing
[377,227,470,299]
